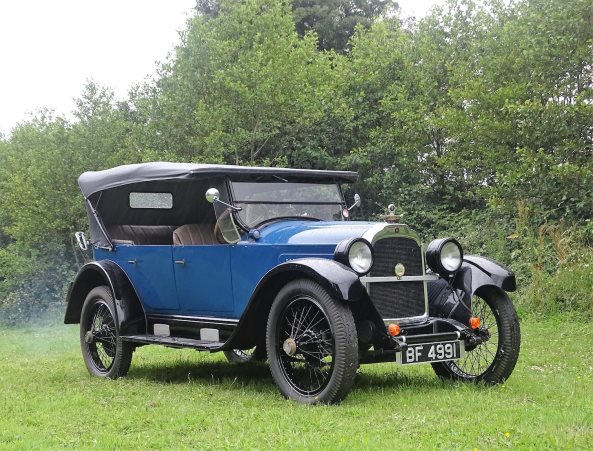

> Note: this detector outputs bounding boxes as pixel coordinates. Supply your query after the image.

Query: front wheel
[80,286,134,378]
[432,287,520,384]
[266,279,358,404]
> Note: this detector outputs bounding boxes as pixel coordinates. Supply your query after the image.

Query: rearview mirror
[205,188,220,203]
[348,193,361,211]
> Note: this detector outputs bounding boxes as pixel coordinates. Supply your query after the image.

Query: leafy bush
[0,0,592,323]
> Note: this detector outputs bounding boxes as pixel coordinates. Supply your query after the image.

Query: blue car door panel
[96,245,179,313]
[172,245,234,316]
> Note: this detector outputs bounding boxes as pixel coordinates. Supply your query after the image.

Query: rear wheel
[80,286,133,378]
[223,346,266,364]
[266,279,358,404]
[432,287,520,384]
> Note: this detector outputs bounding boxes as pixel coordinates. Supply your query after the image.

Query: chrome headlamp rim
[334,238,374,276]
[426,237,463,275]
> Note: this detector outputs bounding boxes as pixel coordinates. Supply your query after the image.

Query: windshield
[231,181,345,228]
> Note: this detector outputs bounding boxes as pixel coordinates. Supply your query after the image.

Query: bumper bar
[358,317,483,365]
[399,331,461,345]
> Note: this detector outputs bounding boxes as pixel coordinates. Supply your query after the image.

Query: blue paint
[172,244,234,315]
[229,242,337,318]
[93,220,376,319]
[256,221,375,244]
[95,245,178,313]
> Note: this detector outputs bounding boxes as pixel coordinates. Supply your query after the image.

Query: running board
[121,334,224,351]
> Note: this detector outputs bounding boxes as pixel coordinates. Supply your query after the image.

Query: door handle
[127,259,137,265]
[175,259,185,265]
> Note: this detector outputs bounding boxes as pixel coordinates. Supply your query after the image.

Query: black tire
[432,287,520,384]
[223,346,266,364]
[80,285,134,378]
[266,279,358,404]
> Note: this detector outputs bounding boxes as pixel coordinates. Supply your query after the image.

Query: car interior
[89,177,228,246]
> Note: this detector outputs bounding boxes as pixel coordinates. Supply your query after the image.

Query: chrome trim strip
[383,313,429,325]
[360,275,438,283]
[148,314,239,325]
[362,222,421,246]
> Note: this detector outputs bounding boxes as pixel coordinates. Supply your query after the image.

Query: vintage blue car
[65,162,520,404]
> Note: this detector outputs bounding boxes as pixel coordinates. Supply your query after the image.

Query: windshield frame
[227,177,348,231]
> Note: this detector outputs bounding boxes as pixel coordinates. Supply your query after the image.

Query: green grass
[0,317,591,449]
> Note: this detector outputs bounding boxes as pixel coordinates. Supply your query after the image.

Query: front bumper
[360,316,486,364]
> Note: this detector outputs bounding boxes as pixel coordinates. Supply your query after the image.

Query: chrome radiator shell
[362,224,433,324]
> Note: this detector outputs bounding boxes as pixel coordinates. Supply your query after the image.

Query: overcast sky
[0,0,441,136]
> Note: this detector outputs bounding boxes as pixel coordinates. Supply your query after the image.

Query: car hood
[254,221,380,245]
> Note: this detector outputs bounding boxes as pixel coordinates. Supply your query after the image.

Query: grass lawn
[0,316,591,449]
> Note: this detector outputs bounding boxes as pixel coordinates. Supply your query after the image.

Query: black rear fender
[223,258,365,350]
[64,261,146,335]
[428,255,516,324]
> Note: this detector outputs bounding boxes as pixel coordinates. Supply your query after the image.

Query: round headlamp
[426,238,463,275]
[334,238,374,276]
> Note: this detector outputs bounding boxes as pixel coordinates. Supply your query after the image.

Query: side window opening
[129,192,173,209]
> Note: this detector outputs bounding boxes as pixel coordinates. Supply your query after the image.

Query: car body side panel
[91,222,377,319]
[94,246,179,313]
[172,244,234,315]
[223,257,365,349]
[229,242,337,318]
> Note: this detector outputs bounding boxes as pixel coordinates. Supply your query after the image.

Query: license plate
[398,341,464,365]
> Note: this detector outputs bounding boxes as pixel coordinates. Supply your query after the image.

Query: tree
[292,0,396,51]
[0,83,134,324]
[146,0,338,165]
[194,0,396,52]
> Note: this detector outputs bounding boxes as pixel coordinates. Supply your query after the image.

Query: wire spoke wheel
[267,279,358,404]
[223,346,266,363]
[448,295,499,378]
[432,287,520,384]
[84,301,117,372]
[277,296,335,396]
[233,348,256,360]
[79,286,133,379]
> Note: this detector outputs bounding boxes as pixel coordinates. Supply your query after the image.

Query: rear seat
[107,225,177,245]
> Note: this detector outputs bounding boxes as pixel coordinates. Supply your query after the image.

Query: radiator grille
[368,236,426,319]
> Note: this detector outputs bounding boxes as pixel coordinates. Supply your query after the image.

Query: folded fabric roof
[78,162,358,198]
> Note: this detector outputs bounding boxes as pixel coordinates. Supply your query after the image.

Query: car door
[172,244,234,316]
[110,245,179,313]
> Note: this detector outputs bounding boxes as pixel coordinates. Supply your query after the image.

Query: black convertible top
[78,162,359,198]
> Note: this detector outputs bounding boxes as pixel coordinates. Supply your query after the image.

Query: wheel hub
[84,331,94,344]
[283,337,297,356]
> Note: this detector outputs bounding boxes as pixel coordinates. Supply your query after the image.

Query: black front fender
[223,258,364,350]
[428,255,516,324]
[459,255,516,293]
[64,261,146,335]
[263,258,364,302]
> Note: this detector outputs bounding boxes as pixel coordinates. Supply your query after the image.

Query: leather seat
[173,224,217,245]
[108,225,176,245]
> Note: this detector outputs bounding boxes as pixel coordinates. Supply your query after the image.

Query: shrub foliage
[1,0,592,324]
